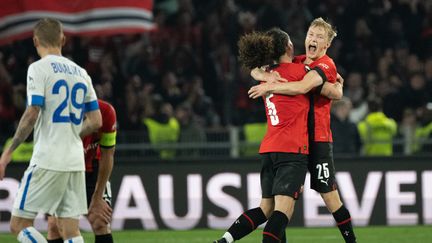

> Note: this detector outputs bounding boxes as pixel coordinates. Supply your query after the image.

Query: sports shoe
[213,238,228,243]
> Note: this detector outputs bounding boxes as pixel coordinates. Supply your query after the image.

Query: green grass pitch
[0,226,430,242]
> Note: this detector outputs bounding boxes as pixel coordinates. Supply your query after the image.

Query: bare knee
[10,217,33,236]
[89,217,110,235]
[57,218,81,239]
[47,216,62,239]
[274,195,295,219]
[259,198,275,218]
[321,190,343,213]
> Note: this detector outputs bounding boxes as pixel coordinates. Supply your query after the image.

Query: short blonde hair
[310,17,337,43]
[34,18,63,47]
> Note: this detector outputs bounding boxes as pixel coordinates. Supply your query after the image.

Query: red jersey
[83,100,117,172]
[259,63,310,154]
[294,54,337,142]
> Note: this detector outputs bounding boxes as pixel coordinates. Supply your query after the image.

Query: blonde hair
[310,17,337,43]
[33,18,63,47]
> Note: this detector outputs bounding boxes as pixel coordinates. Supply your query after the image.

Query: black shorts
[85,161,112,208]
[260,152,308,199]
[308,142,338,193]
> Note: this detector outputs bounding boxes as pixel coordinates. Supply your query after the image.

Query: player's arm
[320,82,343,100]
[0,106,40,179]
[89,144,114,225]
[89,104,116,225]
[248,69,324,99]
[250,67,288,82]
[80,109,102,137]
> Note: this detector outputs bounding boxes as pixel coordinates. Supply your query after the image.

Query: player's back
[28,55,97,171]
[259,63,310,154]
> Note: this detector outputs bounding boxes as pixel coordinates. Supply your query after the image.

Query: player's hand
[88,197,112,224]
[336,72,344,86]
[248,83,272,99]
[0,151,12,180]
[262,71,287,83]
[251,68,287,83]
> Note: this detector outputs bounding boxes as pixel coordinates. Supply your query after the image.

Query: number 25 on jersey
[52,79,87,125]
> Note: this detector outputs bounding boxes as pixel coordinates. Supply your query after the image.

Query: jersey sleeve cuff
[28,95,44,107]
[85,100,99,112]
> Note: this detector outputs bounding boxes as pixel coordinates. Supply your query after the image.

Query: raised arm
[251,67,287,83]
[320,82,343,100]
[248,69,324,99]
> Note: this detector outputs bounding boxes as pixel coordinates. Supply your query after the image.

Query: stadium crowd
[1,0,432,155]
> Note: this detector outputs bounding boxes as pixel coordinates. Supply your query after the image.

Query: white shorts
[12,165,88,219]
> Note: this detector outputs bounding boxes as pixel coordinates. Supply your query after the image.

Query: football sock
[47,239,63,243]
[18,227,47,243]
[63,236,84,243]
[226,207,267,241]
[281,230,287,243]
[333,205,357,243]
[95,234,114,243]
[262,210,288,243]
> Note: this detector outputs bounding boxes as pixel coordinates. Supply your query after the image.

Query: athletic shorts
[260,152,308,199]
[12,165,87,219]
[86,168,112,208]
[308,142,338,193]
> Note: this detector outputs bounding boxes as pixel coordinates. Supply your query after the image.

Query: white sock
[64,236,84,243]
[17,226,47,243]
[223,232,234,243]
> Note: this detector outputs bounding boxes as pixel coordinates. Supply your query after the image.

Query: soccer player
[214,28,341,243]
[248,17,357,243]
[47,99,116,243]
[0,18,102,243]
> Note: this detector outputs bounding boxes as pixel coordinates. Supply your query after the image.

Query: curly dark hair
[237,31,274,69]
[237,28,290,69]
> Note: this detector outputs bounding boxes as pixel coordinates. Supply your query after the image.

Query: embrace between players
[214,18,357,243]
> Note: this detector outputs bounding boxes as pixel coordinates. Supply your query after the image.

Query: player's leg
[10,216,47,243]
[11,165,63,243]
[47,216,63,243]
[55,171,88,243]
[263,195,293,243]
[213,154,274,243]
[56,218,82,242]
[309,142,357,243]
[88,181,114,243]
[262,153,307,243]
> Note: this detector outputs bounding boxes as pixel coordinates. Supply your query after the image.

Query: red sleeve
[100,101,117,133]
[313,57,337,83]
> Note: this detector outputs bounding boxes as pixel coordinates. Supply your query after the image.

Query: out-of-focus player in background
[0,18,102,243]
[48,99,117,243]
[249,17,357,243]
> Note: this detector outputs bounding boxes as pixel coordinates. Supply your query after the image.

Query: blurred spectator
[344,72,368,123]
[0,0,432,157]
[358,98,398,156]
[175,102,206,157]
[331,97,361,154]
[142,96,180,159]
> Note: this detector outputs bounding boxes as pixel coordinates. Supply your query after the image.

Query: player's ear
[61,34,66,47]
[33,36,39,47]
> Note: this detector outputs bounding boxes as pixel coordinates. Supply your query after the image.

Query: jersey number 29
[52,79,87,125]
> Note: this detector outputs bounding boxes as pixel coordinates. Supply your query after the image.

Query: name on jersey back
[50,62,84,78]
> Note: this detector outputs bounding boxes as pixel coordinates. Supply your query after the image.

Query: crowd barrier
[0,156,431,231]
